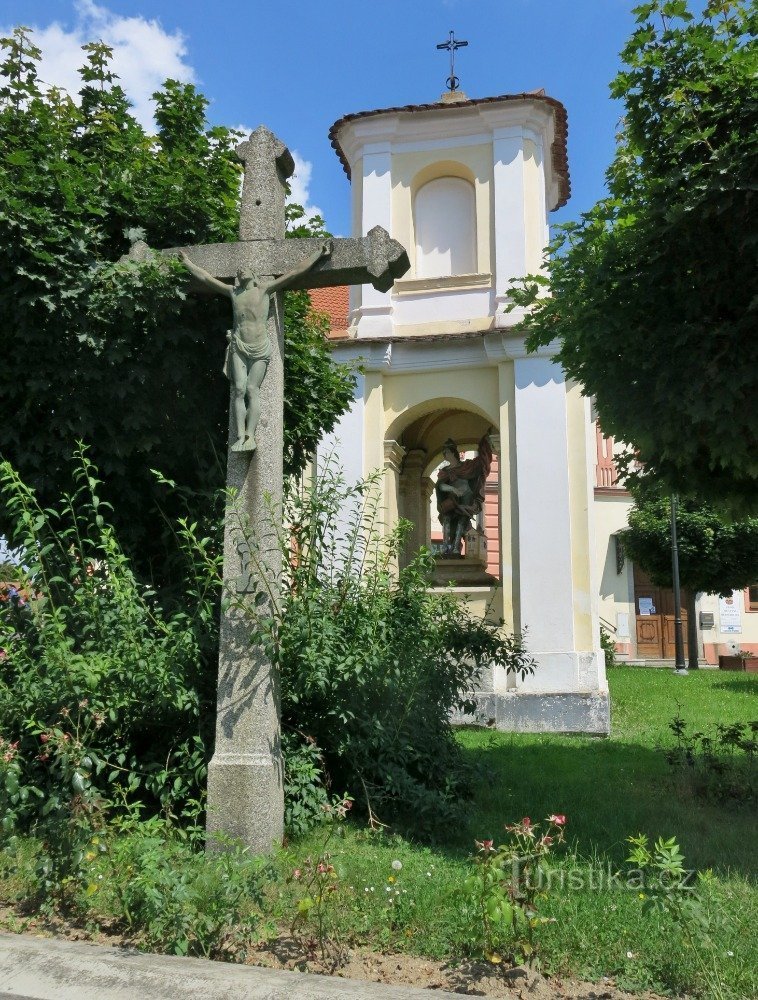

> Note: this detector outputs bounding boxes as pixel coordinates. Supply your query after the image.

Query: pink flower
[40,733,50,744]
[548,814,566,826]
[293,868,302,880]
[476,838,495,852]
[317,862,327,874]
[542,835,554,846]
[522,817,531,828]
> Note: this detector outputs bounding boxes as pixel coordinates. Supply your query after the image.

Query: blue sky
[2,0,639,234]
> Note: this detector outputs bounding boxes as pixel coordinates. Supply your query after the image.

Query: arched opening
[392,406,500,583]
[414,177,476,278]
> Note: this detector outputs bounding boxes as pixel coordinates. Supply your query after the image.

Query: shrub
[104,815,266,958]
[0,449,217,844]
[663,713,757,806]
[600,626,617,668]
[236,463,535,835]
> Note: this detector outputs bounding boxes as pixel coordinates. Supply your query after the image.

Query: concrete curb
[0,933,462,999]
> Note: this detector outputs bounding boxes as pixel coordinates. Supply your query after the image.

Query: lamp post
[670,494,688,674]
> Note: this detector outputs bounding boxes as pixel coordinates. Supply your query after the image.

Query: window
[414,177,476,278]
[748,585,758,611]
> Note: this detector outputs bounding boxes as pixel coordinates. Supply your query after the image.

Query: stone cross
[132,126,409,854]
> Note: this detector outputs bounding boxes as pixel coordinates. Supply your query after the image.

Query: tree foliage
[620,492,758,595]
[0,27,355,576]
[511,1,758,512]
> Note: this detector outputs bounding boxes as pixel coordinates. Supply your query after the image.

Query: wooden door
[663,612,688,659]
[633,566,688,659]
[636,614,663,657]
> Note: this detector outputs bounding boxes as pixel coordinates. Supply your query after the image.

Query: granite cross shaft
[154,126,408,854]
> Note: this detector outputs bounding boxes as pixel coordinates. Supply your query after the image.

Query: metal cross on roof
[436,30,468,92]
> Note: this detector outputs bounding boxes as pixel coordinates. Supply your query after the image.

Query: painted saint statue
[435,432,493,557]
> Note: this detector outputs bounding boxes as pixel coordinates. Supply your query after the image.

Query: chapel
[310,85,757,732]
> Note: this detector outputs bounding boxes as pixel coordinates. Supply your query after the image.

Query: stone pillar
[420,476,435,552]
[398,447,427,565]
[383,440,406,540]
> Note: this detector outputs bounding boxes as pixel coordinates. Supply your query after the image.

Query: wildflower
[522,817,531,828]
[548,814,566,826]
[391,859,402,871]
[79,699,89,708]
[317,862,327,874]
[293,869,302,880]
[388,875,396,883]
[476,838,494,852]
[385,886,392,892]
[542,835,554,846]
[40,734,50,744]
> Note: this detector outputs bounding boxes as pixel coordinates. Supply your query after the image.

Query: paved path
[0,933,462,999]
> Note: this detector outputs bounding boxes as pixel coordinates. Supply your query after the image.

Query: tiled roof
[309,285,350,339]
[328,90,570,210]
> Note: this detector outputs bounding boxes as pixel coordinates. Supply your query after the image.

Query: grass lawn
[2,668,755,997]
[275,667,757,997]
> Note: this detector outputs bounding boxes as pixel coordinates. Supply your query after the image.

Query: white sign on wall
[638,597,655,616]
[719,593,742,634]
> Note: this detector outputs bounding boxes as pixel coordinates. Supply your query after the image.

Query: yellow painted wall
[566,381,596,650]
[383,368,500,443]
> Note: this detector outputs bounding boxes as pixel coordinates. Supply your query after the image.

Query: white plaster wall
[415,177,476,277]
[318,374,365,510]
[594,494,635,652]
[511,356,581,691]
[356,144,394,337]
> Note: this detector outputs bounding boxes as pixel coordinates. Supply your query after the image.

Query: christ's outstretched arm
[266,239,332,294]
[179,251,233,297]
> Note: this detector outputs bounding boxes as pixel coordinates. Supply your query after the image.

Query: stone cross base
[206,752,283,854]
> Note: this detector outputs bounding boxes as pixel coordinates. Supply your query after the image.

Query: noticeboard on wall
[719,593,742,634]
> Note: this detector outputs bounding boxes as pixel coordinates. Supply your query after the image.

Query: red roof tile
[309,285,350,338]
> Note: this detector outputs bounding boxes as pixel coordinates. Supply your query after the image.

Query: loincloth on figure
[223,331,272,377]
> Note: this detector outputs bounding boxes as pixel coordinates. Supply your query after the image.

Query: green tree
[0,28,354,578]
[620,492,758,665]
[511,0,758,512]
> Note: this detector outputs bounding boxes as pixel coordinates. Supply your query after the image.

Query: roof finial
[436,30,468,93]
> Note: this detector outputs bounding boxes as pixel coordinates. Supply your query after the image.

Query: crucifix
[436,30,468,93]
[130,125,409,853]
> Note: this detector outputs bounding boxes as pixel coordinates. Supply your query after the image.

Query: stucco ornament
[435,432,493,557]
[179,242,332,452]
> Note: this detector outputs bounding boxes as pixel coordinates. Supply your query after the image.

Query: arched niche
[414,176,476,278]
[388,403,500,578]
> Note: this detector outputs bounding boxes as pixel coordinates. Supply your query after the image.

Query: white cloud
[2,0,195,128]
[289,151,324,224]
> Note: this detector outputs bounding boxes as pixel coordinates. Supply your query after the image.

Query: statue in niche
[435,432,493,558]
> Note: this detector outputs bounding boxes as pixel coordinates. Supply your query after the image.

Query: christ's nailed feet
[231,435,256,453]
